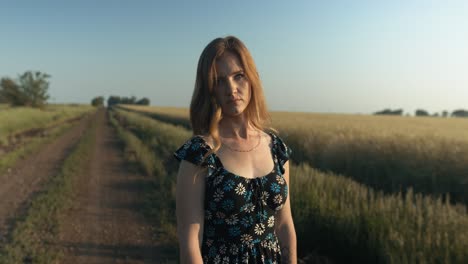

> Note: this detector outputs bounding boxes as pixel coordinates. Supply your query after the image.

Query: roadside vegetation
[119,105,468,205]
[109,108,189,262]
[0,104,95,145]
[0,106,96,176]
[113,106,468,263]
[0,113,97,263]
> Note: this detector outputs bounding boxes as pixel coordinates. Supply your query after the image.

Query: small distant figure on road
[174,36,297,263]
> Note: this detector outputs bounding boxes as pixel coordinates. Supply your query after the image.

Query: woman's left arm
[275,161,297,264]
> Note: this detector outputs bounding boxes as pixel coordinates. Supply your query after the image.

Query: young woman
[174,36,297,264]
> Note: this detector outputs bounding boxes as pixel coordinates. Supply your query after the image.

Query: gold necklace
[221,132,261,152]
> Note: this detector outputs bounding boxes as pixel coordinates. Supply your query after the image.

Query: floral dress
[174,132,292,264]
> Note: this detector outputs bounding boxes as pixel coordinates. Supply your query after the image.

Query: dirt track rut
[0,113,92,247]
[57,109,165,263]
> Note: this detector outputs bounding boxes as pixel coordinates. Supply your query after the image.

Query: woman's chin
[222,105,245,117]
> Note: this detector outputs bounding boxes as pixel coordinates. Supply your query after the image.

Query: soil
[0,109,173,263]
[56,109,170,263]
[0,113,93,246]
[0,115,83,156]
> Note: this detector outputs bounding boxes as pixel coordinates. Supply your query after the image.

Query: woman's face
[213,52,251,117]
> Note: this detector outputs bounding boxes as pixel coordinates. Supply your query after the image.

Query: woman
[174,36,297,264]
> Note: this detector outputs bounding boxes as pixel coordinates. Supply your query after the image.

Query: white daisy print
[219,244,227,254]
[242,203,255,213]
[225,215,239,225]
[240,234,253,244]
[235,183,246,195]
[276,175,285,185]
[213,174,224,186]
[268,216,275,227]
[274,194,283,204]
[205,210,212,220]
[216,211,226,219]
[242,253,249,264]
[230,245,239,255]
[261,191,269,201]
[254,223,265,235]
[213,188,224,202]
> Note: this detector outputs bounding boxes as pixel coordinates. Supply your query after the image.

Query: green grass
[0,114,92,176]
[113,106,468,263]
[109,109,185,262]
[0,104,95,145]
[0,112,97,264]
[119,105,468,205]
[291,163,467,263]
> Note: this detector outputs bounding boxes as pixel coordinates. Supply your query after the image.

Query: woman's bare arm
[176,160,206,264]
[275,161,297,264]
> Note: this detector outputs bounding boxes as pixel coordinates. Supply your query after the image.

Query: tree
[374,108,403,116]
[451,109,468,118]
[91,96,105,107]
[136,97,150,105]
[415,109,429,117]
[0,71,50,108]
[107,95,121,107]
[442,110,448,117]
[18,71,51,107]
[106,95,150,107]
[0,78,25,106]
[121,96,137,104]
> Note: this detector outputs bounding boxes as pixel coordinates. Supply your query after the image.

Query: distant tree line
[90,95,150,107]
[374,108,468,118]
[374,109,404,116]
[0,71,50,108]
[451,109,468,117]
[91,96,105,107]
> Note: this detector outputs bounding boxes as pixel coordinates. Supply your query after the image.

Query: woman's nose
[225,79,237,95]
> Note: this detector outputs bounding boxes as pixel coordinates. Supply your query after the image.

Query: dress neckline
[200,132,277,180]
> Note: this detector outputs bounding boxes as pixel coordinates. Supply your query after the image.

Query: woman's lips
[228,99,241,104]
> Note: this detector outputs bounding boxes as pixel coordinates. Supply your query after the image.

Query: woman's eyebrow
[218,70,244,80]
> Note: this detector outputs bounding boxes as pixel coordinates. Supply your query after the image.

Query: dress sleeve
[173,136,211,167]
[273,133,292,174]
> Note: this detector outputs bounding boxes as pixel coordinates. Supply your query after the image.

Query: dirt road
[0,113,92,246]
[57,110,168,263]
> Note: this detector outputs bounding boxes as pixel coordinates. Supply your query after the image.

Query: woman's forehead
[215,52,244,77]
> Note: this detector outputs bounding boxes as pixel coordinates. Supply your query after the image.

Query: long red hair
[190,36,271,153]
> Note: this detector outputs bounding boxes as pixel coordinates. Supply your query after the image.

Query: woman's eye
[235,73,245,80]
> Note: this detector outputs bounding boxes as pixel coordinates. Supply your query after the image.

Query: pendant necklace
[222,132,261,152]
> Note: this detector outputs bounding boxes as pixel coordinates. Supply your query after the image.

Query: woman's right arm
[176,160,206,264]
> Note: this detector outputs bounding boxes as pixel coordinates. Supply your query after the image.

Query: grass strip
[114,107,468,263]
[109,110,180,262]
[0,105,95,145]
[0,112,97,264]
[0,113,94,176]
[118,105,468,205]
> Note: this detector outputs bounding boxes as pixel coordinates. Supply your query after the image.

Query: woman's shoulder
[264,130,284,144]
[174,134,213,164]
[193,134,214,149]
[265,130,292,155]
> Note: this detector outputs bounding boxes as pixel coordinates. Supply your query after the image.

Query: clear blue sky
[1,0,467,114]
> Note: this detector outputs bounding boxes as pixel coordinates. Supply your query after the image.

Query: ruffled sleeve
[174,136,211,167]
[272,133,292,174]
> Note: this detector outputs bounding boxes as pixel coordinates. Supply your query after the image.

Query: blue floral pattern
[174,132,291,264]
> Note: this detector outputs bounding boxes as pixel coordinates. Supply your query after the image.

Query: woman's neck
[218,114,256,140]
